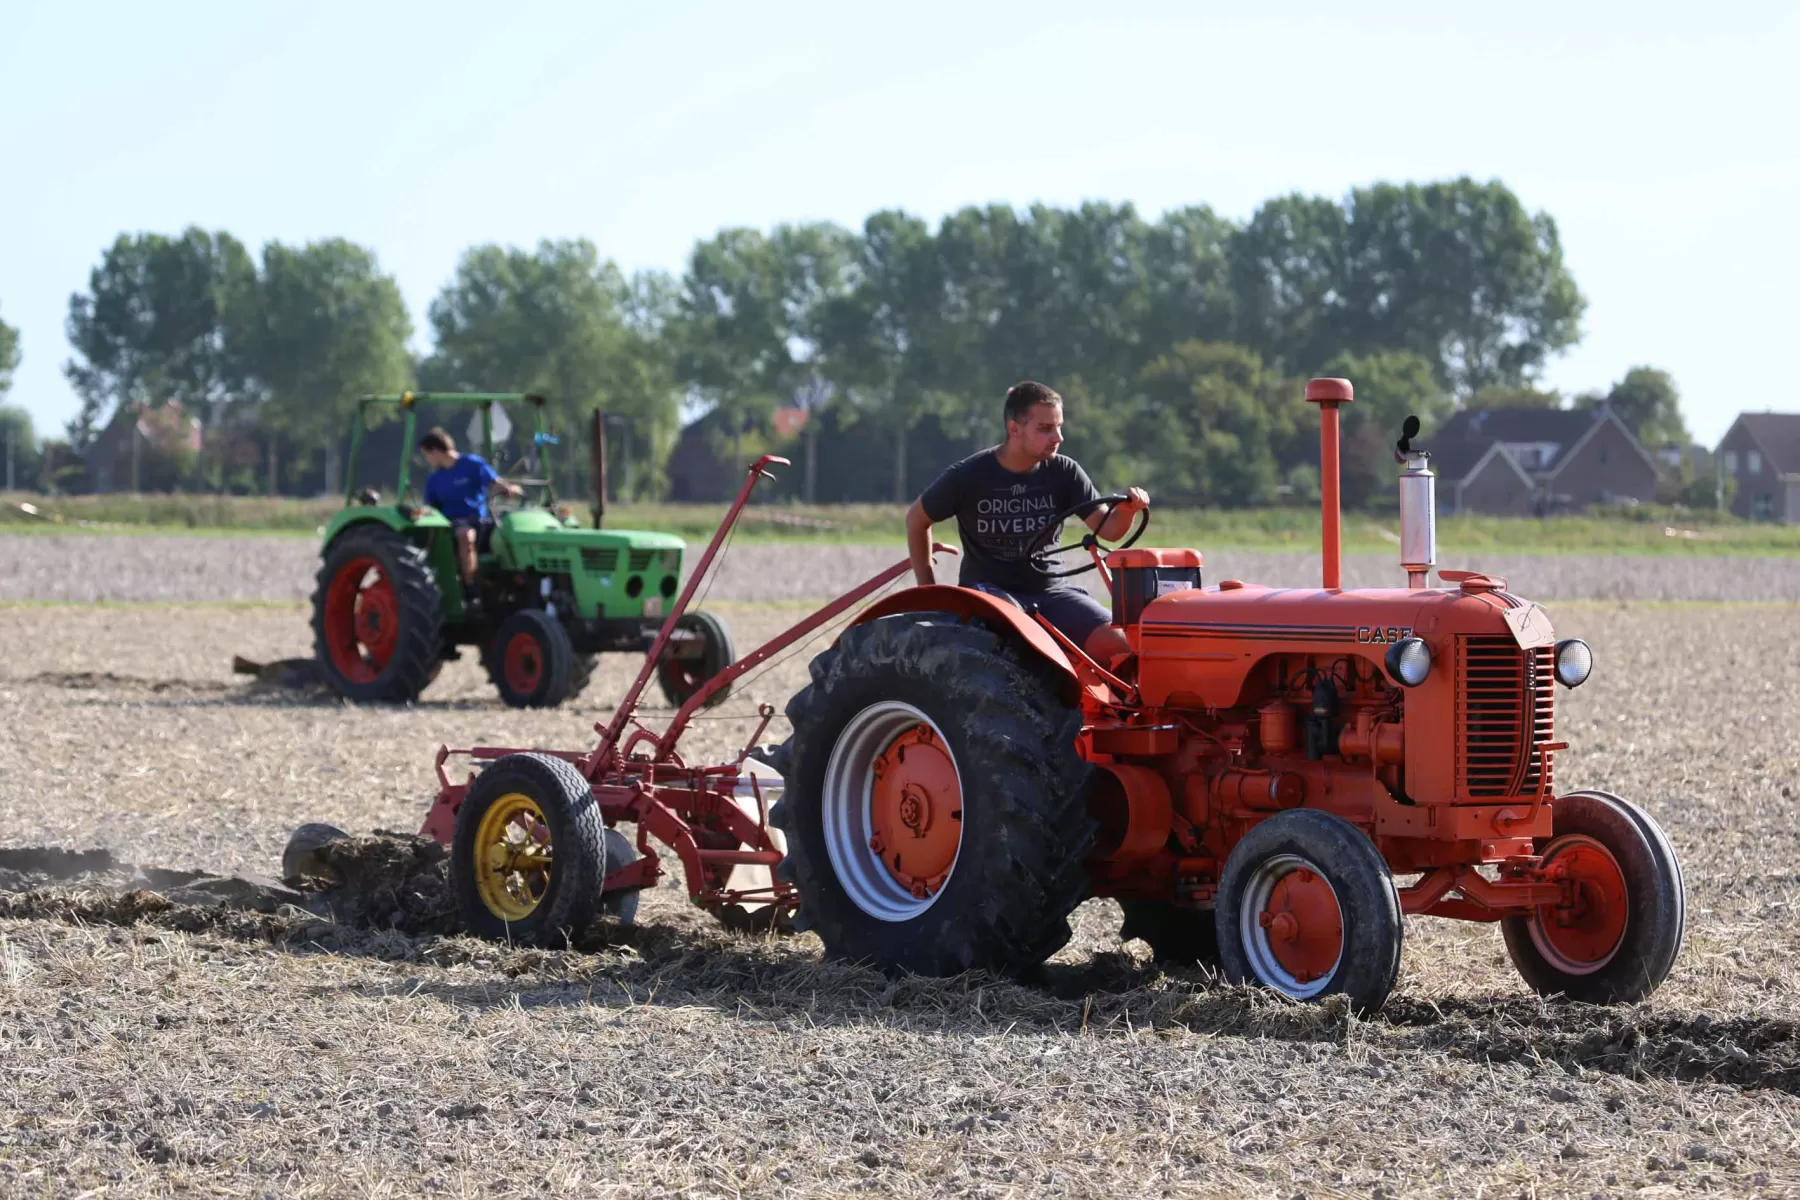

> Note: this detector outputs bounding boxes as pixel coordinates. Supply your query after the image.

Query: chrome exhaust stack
[1395,415,1436,589]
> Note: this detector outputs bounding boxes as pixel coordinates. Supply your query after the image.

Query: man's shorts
[969,583,1112,648]
[450,517,495,554]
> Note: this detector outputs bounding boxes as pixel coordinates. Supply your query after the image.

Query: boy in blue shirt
[419,427,523,605]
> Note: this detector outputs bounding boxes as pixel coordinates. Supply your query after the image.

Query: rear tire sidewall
[312,526,443,703]
[1501,791,1684,1004]
[1215,809,1403,1015]
[777,615,1092,976]
[451,753,607,945]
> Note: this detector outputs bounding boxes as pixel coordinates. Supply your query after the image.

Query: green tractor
[310,392,733,708]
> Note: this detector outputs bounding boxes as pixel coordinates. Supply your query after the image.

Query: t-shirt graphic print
[919,449,1102,593]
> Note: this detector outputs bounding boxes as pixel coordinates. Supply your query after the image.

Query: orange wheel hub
[868,722,962,899]
[1535,834,1629,969]
[1259,866,1344,985]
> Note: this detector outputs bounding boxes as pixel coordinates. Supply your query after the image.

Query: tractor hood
[1133,580,1555,710]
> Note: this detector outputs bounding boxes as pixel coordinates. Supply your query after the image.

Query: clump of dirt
[0,831,461,940]
[298,831,460,935]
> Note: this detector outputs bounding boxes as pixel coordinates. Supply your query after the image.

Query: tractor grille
[537,556,572,575]
[581,547,619,573]
[628,549,656,572]
[1456,635,1555,798]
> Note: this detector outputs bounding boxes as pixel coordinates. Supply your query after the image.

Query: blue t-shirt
[424,454,500,522]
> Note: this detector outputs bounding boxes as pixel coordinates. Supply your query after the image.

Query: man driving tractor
[418,426,524,611]
[906,381,1149,668]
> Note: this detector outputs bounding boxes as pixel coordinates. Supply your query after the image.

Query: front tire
[771,612,1092,976]
[451,753,607,945]
[484,609,576,708]
[312,526,443,703]
[1215,809,1403,1015]
[1501,791,1685,1004]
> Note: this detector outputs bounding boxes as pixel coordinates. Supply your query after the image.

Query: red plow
[418,455,949,940]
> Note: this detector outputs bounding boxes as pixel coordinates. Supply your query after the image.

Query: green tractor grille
[581,548,619,573]
[629,549,655,572]
[538,555,573,574]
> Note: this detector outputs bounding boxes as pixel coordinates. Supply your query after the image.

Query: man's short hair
[1004,381,1063,426]
[418,427,453,454]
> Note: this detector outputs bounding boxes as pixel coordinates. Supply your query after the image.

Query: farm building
[1714,411,1800,522]
[1430,405,1660,515]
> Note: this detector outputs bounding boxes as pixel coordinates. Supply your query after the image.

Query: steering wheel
[1023,494,1150,580]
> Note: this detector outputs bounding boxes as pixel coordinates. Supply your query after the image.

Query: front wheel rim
[1239,853,1344,999]
[822,701,964,922]
[1530,833,1629,974]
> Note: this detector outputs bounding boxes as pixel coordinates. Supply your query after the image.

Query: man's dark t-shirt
[919,450,1102,593]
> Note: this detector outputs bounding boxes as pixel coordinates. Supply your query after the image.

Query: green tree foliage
[674,223,856,438]
[1228,179,1584,394]
[0,303,19,399]
[63,228,258,443]
[1468,383,1565,410]
[0,405,40,490]
[425,239,680,496]
[1318,350,1454,507]
[1583,365,1687,448]
[241,239,414,487]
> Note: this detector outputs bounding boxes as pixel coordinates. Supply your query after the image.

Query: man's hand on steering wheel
[1024,490,1152,580]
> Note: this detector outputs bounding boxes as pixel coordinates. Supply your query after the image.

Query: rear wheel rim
[1240,853,1344,999]
[323,556,397,683]
[503,632,544,696]
[473,792,552,922]
[1530,833,1629,974]
[823,702,963,922]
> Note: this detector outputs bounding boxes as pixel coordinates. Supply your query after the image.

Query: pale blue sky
[2,0,1794,446]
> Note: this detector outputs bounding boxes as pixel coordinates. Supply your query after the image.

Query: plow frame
[422,454,957,915]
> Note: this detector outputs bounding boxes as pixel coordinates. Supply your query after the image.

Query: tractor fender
[320,507,449,550]
[848,585,1081,699]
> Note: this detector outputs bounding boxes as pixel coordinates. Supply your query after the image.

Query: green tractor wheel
[311,526,444,703]
[657,610,735,708]
[483,608,576,708]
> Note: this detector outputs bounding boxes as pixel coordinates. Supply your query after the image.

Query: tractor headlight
[1384,637,1432,687]
[1554,638,1593,688]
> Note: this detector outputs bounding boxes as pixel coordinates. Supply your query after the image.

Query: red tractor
[417,378,1684,1015]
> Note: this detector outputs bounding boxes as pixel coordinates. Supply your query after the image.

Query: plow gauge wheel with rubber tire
[1501,789,1685,1004]
[311,526,443,703]
[657,610,735,708]
[450,753,609,945]
[1214,808,1404,1015]
[769,612,1093,976]
[484,608,577,709]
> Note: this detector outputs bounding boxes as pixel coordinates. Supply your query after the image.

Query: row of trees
[3,176,1692,504]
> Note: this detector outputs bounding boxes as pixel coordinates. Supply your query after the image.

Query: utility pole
[5,419,14,492]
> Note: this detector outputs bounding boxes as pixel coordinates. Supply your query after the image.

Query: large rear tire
[657,610,735,708]
[1215,809,1403,1015]
[1501,790,1685,1004]
[483,609,576,708]
[770,612,1092,976]
[311,526,443,703]
[451,753,607,945]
